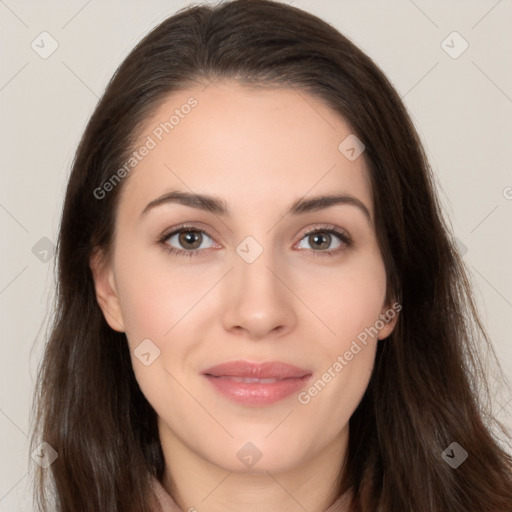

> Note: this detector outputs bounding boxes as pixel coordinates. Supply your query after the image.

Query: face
[90,80,397,475]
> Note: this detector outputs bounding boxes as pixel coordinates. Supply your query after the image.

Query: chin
[202,433,316,474]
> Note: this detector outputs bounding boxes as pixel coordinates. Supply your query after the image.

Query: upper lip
[201,360,311,379]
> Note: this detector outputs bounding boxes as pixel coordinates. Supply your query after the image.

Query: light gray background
[1,1,511,509]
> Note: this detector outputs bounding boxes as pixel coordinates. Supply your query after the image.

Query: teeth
[219,376,278,383]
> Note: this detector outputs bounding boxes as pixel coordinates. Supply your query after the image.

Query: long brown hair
[30,1,512,510]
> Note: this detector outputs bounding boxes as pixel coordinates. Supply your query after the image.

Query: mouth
[209,376,287,383]
[201,360,312,406]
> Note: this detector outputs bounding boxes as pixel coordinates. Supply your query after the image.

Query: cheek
[296,264,385,432]
[305,252,387,347]
[113,251,207,408]
[114,241,213,342]
[296,252,385,408]
[113,245,218,401]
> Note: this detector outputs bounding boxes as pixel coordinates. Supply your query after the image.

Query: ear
[377,301,401,340]
[89,248,125,332]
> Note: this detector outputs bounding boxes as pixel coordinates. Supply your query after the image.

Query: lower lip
[203,375,311,406]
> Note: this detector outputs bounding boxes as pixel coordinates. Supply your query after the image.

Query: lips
[201,360,311,380]
[201,360,312,406]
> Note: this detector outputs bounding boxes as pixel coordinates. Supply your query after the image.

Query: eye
[158,225,217,258]
[295,226,352,257]
[157,223,352,259]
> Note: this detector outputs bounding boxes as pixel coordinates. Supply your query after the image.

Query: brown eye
[297,228,349,253]
[178,230,203,250]
[164,228,215,252]
[308,232,332,250]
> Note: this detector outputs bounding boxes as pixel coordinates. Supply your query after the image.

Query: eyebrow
[140,190,372,224]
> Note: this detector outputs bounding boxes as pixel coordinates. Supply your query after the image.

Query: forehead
[117,80,373,222]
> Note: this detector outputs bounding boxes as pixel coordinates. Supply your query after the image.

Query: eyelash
[157,223,352,259]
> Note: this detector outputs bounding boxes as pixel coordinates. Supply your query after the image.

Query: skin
[90,80,398,512]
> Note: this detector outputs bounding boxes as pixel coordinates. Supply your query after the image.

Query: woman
[30,0,512,510]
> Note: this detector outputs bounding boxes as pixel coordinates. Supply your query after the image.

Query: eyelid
[158,222,219,242]
[296,223,351,242]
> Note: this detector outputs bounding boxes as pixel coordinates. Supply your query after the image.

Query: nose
[220,248,297,340]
